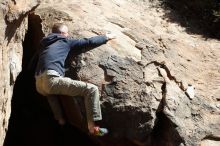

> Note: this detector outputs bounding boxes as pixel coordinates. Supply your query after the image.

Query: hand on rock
[105,32,116,40]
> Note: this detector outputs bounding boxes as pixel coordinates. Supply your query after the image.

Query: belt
[35,70,61,77]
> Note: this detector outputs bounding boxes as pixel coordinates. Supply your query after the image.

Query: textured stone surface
[0,1,39,145]
[1,0,220,146]
[200,139,220,146]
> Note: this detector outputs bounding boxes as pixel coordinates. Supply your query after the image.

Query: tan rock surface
[0,1,39,145]
[1,0,220,146]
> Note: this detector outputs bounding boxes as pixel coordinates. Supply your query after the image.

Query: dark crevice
[145,61,185,90]
[149,83,184,146]
[4,13,100,146]
[149,112,184,146]
[158,64,185,91]
[22,13,44,70]
[146,75,184,146]
[202,135,220,141]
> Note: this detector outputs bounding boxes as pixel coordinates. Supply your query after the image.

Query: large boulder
[1,0,220,146]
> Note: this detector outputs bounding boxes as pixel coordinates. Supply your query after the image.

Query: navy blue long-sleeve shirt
[35,33,108,76]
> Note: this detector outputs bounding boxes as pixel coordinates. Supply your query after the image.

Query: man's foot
[93,126,108,136]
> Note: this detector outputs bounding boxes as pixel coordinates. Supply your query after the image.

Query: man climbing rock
[35,23,115,136]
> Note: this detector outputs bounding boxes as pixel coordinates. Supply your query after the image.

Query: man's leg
[46,76,102,133]
[59,95,86,131]
[83,83,102,134]
[36,74,66,125]
[47,95,66,125]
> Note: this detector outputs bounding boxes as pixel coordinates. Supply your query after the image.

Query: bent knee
[87,83,99,93]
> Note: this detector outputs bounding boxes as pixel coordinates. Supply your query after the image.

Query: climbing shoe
[94,126,108,136]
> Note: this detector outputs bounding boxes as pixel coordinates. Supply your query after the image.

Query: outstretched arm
[69,32,116,49]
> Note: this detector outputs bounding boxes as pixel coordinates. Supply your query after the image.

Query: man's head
[52,23,69,37]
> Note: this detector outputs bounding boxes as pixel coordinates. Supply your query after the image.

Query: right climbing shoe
[94,126,109,136]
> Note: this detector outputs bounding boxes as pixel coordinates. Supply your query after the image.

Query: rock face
[1,0,220,146]
[0,1,39,145]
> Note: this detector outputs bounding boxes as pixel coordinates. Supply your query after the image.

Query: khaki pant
[35,70,102,124]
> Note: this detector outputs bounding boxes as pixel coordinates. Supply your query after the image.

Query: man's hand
[105,32,116,40]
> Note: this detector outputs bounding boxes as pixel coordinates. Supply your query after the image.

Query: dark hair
[52,23,68,33]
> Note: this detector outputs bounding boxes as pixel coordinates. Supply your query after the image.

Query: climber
[35,22,116,136]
